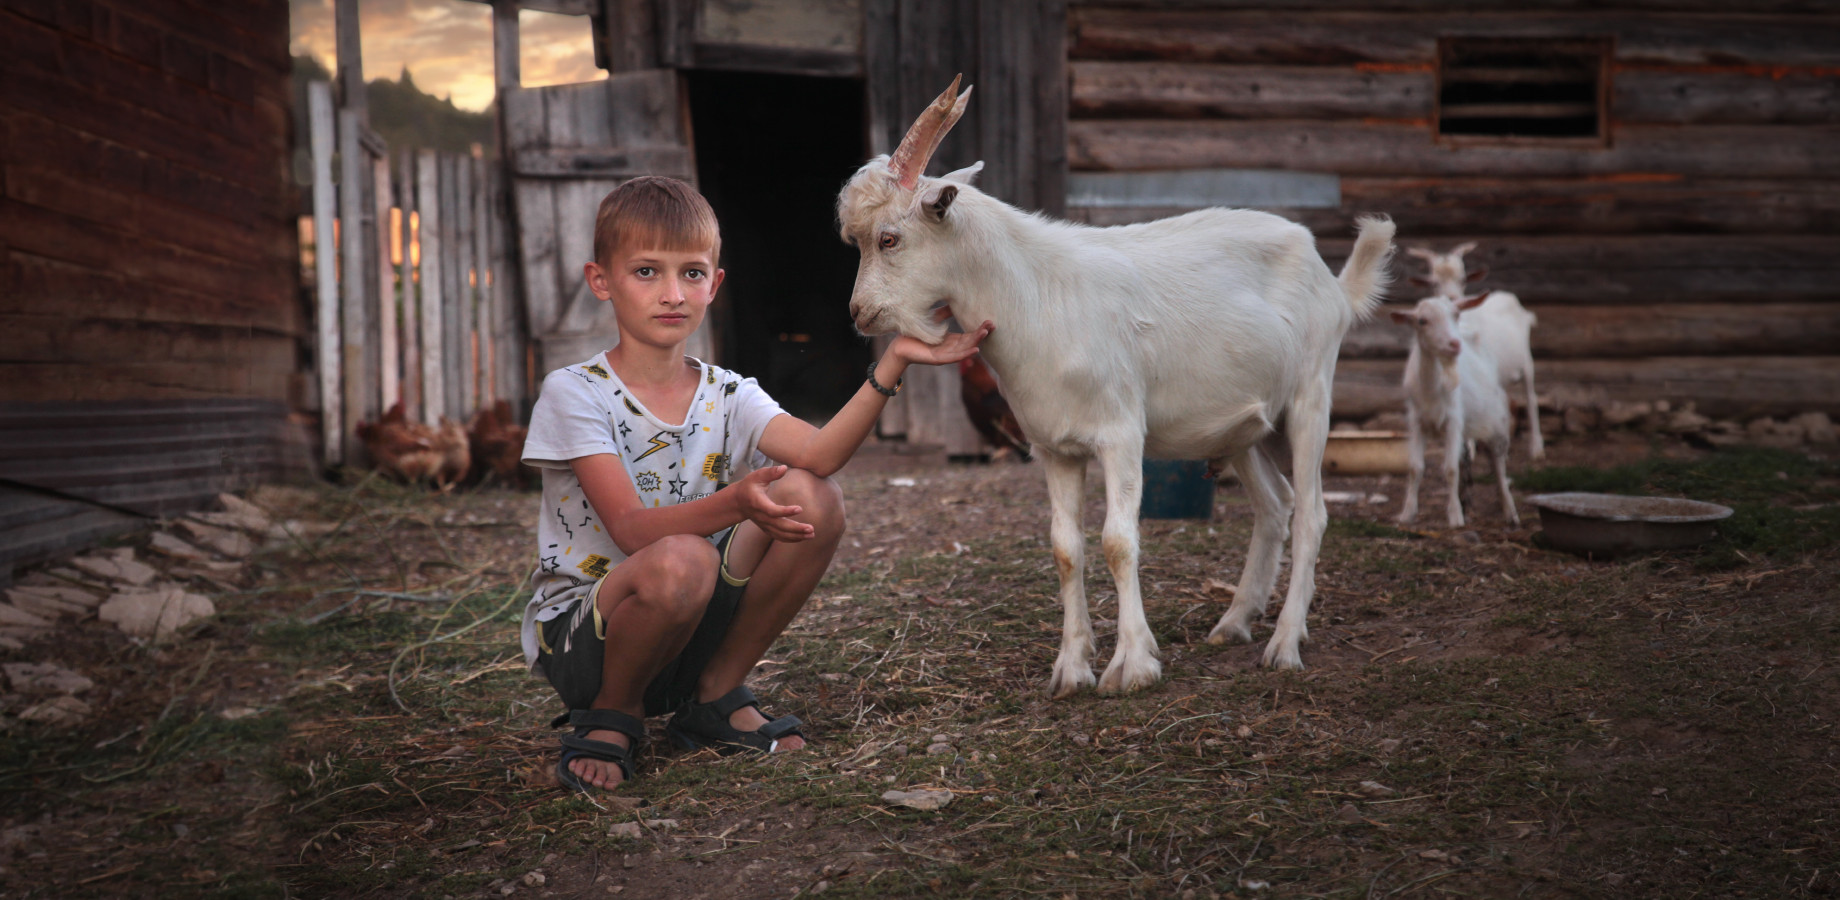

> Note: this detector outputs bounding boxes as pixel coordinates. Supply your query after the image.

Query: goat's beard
[857,303,951,345]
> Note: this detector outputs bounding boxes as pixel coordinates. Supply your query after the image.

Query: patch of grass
[1326,518,1421,540]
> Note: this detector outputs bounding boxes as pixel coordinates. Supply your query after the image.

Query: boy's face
[585,243,724,350]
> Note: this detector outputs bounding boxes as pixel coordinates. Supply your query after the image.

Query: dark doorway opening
[686,71,869,421]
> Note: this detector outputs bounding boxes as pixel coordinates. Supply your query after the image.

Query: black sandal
[665,686,804,756]
[551,708,645,793]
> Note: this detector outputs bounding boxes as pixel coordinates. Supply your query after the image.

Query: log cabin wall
[0,1,308,569]
[1065,2,1840,422]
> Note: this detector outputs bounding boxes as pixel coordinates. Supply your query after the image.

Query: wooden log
[492,0,520,90]
[1102,175,1840,238]
[1342,303,1840,360]
[0,253,293,335]
[1067,9,1840,68]
[1333,356,1840,420]
[374,154,399,412]
[416,148,445,427]
[1071,61,1432,119]
[1315,234,1840,305]
[337,107,370,465]
[1615,70,1840,125]
[1068,119,1839,179]
[308,81,341,465]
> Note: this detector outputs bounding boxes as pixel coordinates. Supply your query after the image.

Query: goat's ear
[1457,292,1489,311]
[1452,241,1478,258]
[921,182,959,222]
[1466,265,1489,283]
[1389,310,1414,325]
[1407,275,1432,287]
[941,161,983,185]
[1405,247,1437,262]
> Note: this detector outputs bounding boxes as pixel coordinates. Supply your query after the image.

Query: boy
[519,176,990,792]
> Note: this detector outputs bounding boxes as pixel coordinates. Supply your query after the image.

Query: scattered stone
[1600,400,1652,428]
[98,586,215,639]
[1799,412,1837,444]
[7,585,101,611]
[70,550,158,587]
[1358,780,1396,797]
[1665,402,1711,434]
[0,604,51,629]
[885,743,909,759]
[1561,406,1597,434]
[1376,738,1402,754]
[810,880,830,894]
[1747,417,1778,437]
[608,819,678,838]
[219,707,260,720]
[1336,803,1363,823]
[931,733,952,743]
[604,796,649,812]
[0,636,23,651]
[1419,848,1452,862]
[3,662,93,696]
[1603,873,1626,885]
[1235,725,1253,738]
[522,872,546,887]
[4,588,91,619]
[149,531,211,562]
[881,789,953,811]
[214,493,273,532]
[623,855,636,869]
[174,519,254,559]
[1453,531,1482,546]
[925,742,955,756]
[18,695,90,727]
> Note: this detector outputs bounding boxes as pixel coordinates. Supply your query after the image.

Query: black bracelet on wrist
[867,360,902,397]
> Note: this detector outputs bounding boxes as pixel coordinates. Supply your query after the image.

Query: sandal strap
[706,685,760,719]
[758,715,803,741]
[568,708,647,742]
[557,735,635,786]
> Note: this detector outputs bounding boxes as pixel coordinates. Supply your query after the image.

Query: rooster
[356,403,444,484]
[468,399,533,488]
[958,354,1030,461]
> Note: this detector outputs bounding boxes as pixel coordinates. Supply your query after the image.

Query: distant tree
[290,55,495,158]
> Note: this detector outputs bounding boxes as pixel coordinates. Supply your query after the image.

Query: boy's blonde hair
[593,176,721,267]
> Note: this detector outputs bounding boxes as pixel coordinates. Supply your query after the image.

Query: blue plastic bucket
[1140,459,1214,520]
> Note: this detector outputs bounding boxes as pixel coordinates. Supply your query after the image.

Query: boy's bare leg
[695,469,845,751]
[572,534,721,789]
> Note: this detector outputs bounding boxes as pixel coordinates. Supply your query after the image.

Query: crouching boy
[518,176,990,792]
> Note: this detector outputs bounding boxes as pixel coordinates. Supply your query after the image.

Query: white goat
[1406,244,1543,460]
[1392,294,1520,528]
[838,79,1397,686]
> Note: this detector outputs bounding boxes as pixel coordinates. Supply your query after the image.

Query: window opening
[1437,38,1610,142]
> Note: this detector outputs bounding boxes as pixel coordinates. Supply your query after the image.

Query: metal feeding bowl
[1527,492,1734,558]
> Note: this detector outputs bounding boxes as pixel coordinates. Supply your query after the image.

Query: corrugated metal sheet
[0,399,315,573]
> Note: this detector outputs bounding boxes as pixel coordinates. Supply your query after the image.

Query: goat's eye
[1416,316,1427,326]
[879,232,899,250]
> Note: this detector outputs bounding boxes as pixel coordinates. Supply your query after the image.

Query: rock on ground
[881,790,953,811]
[98,586,216,639]
[3,662,94,696]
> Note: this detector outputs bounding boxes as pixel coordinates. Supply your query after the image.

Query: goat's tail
[1338,215,1396,320]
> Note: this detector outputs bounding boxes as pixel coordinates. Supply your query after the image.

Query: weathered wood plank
[1068,9,1840,68]
[0,254,295,335]
[471,155,494,406]
[1070,176,1840,236]
[416,148,446,426]
[691,42,863,77]
[1071,61,1431,119]
[1069,120,1840,178]
[1333,356,1840,419]
[1616,69,1840,125]
[1342,303,1840,360]
[337,107,371,464]
[374,155,399,413]
[310,82,341,464]
[1070,0,1840,10]
[454,154,477,415]
[397,148,421,422]
[512,146,696,179]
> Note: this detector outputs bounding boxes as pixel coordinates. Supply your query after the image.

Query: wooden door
[863,0,1068,454]
[504,69,713,376]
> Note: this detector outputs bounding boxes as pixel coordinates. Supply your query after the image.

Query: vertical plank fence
[304,79,526,467]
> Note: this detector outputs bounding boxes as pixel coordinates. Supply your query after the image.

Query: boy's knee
[771,469,845,535]
[633,535,719,614]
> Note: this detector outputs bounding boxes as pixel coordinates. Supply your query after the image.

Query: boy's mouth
[656,313,688,326]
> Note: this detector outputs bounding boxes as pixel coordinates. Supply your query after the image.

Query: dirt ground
[2,431,1837,899]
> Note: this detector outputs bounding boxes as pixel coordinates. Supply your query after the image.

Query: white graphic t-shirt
[518,353,787,673]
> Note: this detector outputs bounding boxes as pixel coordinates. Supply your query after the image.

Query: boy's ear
[921,182,958,222]
[584,261,612,300]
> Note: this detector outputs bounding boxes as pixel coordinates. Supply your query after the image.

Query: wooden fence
[306,79,527,467]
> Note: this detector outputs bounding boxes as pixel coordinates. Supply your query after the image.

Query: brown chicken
[958,354,1030,461]
[468,399,533,487]
[432,416,471,491]
[356,402,445,484]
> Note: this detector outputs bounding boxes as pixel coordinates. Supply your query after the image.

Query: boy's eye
[879,231,899,250]
[635,266,656,278]
[684,269,705,281]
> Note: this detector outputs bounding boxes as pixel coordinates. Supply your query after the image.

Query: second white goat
[1407,244,1543,460]
[1392,294,1520,528]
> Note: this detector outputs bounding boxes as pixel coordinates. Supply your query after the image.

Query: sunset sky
[290,0,604,111]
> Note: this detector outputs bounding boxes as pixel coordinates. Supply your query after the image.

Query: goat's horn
[1451,241,1477,258]
[889,74,973,191]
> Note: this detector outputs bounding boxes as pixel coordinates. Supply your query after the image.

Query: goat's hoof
[1260,642,1305,671]
[1206,617,1254,645]
[1047,664,1095,700]
[1098,653,1163,694]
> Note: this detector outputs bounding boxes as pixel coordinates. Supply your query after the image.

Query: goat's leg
[1096,440,1162,693]
[1396,407,1424,524]
[1041,450,1096,699]
[1443,414,1468,528]
[1265,388,1331,670]
[1490,437,1520,527]
[1522,369,1545,460]
[1208,445,1292,645]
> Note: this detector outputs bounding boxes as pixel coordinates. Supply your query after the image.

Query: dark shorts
[537,530,749,718]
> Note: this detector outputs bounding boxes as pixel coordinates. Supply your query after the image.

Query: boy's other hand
[892,320,993,367]
[733,465,816,542]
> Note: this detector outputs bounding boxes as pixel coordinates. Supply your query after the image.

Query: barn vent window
[1437,38,1610,142]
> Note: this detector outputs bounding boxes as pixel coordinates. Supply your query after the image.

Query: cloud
[290,0,600,111]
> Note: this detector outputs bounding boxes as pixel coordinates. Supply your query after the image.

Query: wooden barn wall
[1065,4,1840,420]
[0,0,302,405]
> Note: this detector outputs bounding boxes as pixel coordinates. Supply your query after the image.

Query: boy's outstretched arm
[575,454,817,555]
[760,321,993,478]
